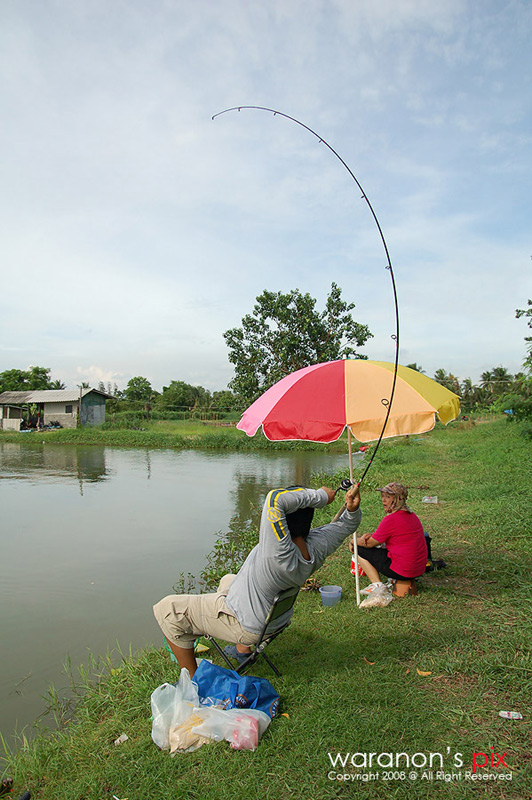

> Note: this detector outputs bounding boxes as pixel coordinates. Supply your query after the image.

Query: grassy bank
[0,420,347,452]
[2,417,531,799]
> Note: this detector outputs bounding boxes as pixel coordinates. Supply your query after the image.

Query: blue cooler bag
[192,660,280,718]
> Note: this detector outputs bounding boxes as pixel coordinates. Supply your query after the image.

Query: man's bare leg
[165,638,198,676]
[236,645,252,654]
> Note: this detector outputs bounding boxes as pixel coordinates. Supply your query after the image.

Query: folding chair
[204,585,300,676]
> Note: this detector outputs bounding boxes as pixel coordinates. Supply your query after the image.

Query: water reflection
[0,442,108,487]
[145,449,152,480]
[228,452,356,525]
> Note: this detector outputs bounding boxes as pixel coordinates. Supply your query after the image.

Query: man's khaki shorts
[153,574,259,650]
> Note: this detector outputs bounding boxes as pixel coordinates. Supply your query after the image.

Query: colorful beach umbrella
[237,359,460,444]
[237,359,460,607]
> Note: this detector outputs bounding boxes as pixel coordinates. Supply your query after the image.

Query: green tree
[112,383,125,399]
[156,380,211,411]
[0,369,29,392]
[433,369,460,394]
[460,377,474,406]
[406,363,425,373]
[192,385,212,409]
[516,299,532,372]
[0,366,61,393]
[512,372,531,395]
[223,282,372,403]
[211,390,242,413]
[460,377,490,410]
[480,366,513,397]
[26,366,53,389]
[496,302,532,423]
[125,376,153,404]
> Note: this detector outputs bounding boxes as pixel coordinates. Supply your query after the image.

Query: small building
[0,388,112,431]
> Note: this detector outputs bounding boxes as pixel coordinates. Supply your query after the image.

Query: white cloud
[0,0,531,392]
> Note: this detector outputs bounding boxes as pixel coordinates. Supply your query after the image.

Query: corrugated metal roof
[0,389,112,404]
[24,390,85,403]
[0,391,33,404]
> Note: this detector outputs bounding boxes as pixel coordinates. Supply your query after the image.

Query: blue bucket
[319,585,342,606]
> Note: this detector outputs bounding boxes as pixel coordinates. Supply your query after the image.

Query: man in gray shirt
[153,483,360,676]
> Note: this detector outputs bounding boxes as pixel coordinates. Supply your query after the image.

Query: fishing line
[212,106,400,486]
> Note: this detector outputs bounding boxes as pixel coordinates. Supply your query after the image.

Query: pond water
[0,441,355,750]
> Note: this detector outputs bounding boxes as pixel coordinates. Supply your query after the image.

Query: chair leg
[205,629,285,677]
[235,652,258,674]
[204,635,236,670]
[257,651,281,677]
[236,650,280,676]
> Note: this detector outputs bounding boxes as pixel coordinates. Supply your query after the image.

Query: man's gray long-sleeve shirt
[225,487,362,635]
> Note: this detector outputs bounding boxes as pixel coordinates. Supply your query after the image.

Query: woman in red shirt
[349,482,427,593]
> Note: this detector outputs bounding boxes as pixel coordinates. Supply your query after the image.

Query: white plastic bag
[360,583,393,608]
[151,670,271,753]
[190,706,271,751]
[150,668,199,750]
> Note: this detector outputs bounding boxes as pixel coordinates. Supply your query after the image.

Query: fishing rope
[213,106,400,486]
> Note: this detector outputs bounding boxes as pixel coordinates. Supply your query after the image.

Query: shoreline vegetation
[2,415,532,799]
[0,420,349,452]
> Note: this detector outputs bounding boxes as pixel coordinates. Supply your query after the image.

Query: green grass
[2,417,531,799]
[0,420,347,452]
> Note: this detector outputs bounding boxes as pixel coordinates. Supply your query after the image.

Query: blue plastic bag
[192,660,280,718]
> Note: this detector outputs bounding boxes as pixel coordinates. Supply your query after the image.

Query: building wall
[1,405,22,431]
[43,401,78,429]
[80,394,106,427]
[1,418,21,431]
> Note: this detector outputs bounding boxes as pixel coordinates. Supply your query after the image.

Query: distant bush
[104,403,238,422]
[101,412,145,430]
[496,392,532,422]
[149,410,236,421]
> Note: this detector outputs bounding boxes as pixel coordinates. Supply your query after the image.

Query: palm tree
[434,369,460,395]
[460,378,489,410]
[481,366,513,395]
[460,378,474,403]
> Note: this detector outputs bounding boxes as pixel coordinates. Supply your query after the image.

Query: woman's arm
[349,533,380,552]
[358,534,380,548]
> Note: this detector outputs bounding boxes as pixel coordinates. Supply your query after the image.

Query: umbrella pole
[348,429,361,607]
[348,427,354,484]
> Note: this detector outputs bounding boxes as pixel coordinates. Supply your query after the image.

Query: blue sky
[1,0,531,392]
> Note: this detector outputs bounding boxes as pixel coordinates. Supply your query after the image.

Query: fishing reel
[336,479,354,493]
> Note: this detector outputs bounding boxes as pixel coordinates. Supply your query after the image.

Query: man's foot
[360,581,384,595]
[223,644,252,664]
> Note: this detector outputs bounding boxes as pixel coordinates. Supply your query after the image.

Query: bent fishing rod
[212,106,400,487]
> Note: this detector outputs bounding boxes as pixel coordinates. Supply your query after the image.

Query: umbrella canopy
[237,360,460,443]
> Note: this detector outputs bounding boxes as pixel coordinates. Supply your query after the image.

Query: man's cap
[376,482,408,500]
